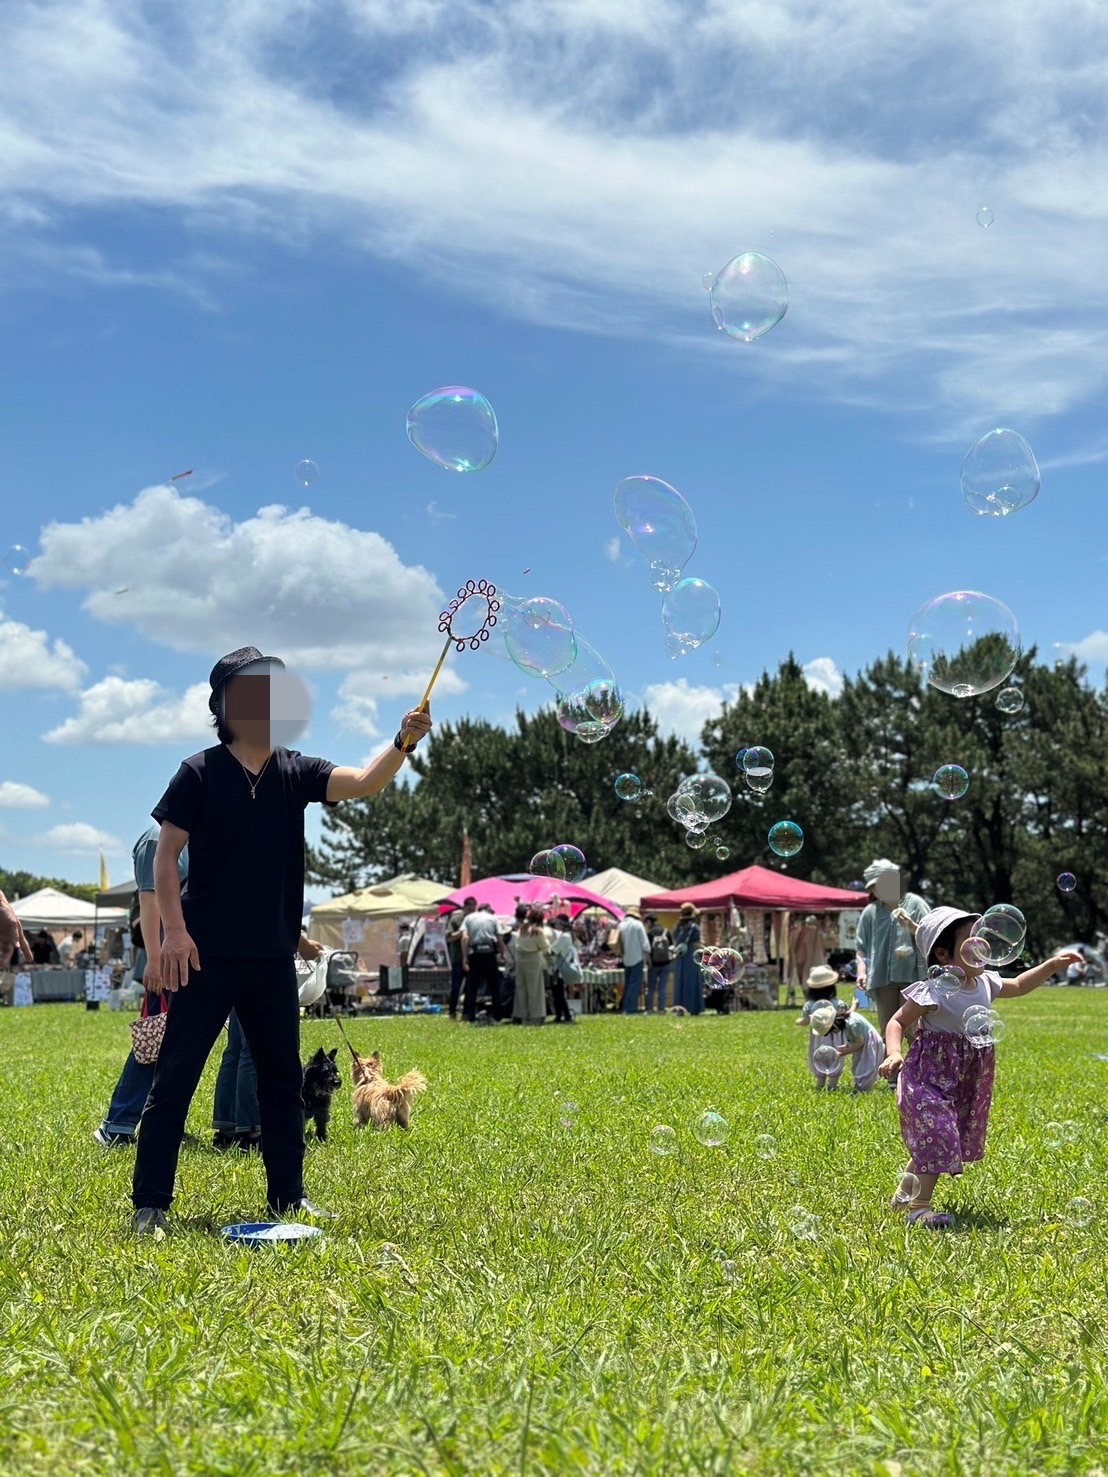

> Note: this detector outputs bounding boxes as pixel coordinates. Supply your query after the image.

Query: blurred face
[223,673,272,748]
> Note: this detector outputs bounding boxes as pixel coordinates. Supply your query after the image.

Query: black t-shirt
[152,745,334,959]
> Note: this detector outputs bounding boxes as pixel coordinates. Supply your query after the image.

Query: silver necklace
[236,751,273,800]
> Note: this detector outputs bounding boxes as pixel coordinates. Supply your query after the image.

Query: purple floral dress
[896,973,1001,1175]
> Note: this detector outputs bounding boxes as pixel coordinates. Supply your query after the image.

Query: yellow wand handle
[402,634,452,752]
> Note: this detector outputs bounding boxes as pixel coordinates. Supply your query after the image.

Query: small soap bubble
[558,1100,579,1129]
[787,1206,820,1241]
[928,965,966,998]
[694,1111,729,1147]
[962,428,1039,517]
[717,1256,738,1283]
[614,772,643,802]
[908,591,1021,698]
[959,936,991,970]
[294,458,320,488]
[714,844,730,861]
[892,1171,922,1206]
[963,1005,1006,1047]
[613,475,697,591]
[1065,1197,1094,1227]
[662,577,721,654]
[745,771,774,795]
[743,746,774,774]
[686,831,708,851]
[708,251,789,342]
[812,1043,839,1074]
[933,764,970,800]
[551,844,586,883]
[649,1125,677,1156]
[754,1133,778,1161]
[976,205,995,228]
[407,386,498,472]
[4,545,29,576]
[768,820,804,857]
[1057,872,1077,894]
[995,687,1025,715]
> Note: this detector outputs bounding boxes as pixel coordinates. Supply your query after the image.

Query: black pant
[132,956,304,1212]
[551,977,572,1022]
[448,960,464,1017]
[463,952,501,1022]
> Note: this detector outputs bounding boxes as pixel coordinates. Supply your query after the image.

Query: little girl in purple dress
[880,906,1081,1230]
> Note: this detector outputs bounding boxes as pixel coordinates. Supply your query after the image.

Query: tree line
[307,649,1108,955]
[0,868,98,904]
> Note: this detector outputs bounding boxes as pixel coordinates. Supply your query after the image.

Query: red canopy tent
[640,865,862,913]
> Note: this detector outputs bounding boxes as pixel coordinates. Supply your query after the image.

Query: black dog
[302,1046,342,1142]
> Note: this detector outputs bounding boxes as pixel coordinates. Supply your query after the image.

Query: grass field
[1,996,1107,1475]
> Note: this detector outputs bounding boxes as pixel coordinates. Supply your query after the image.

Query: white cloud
[42,677,213,746]
[32,485,452,677]
[0,611,87,692]
[0,781,49,809]
[604,537,621,563]
[802,657,844,698]
[641,677,739,748]
[332,666,466,737]
[0,3,1106,427]
[39,822,124,856]
[1056,631,1108,665]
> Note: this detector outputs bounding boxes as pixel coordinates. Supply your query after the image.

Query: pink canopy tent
[641,865,862,913]
[438,874,623,919]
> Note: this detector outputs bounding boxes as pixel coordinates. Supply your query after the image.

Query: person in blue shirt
[93,826,188,1146]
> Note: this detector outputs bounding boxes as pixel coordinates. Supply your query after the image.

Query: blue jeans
[212,1010,260,1133]
[621,961,644,1013]
[100,990,165,1135]
[645,963,671,1012]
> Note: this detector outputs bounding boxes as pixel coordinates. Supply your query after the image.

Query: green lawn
[1,996,1107,1475]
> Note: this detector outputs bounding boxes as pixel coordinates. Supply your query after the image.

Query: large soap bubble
[907,591,1021,698]
[968,904,1026,967]
[662,577,721,658]
[706,252,788,343]
[550,635,623,743]
[504,597,577,679]
[406,386,499,472]
[678,773,732,823]
[961,429,1040,517]
[613,475,697,592]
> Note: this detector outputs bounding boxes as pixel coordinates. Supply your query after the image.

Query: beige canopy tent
[309,874,446,959]
[586,867,670,910]
[11,887,128,932]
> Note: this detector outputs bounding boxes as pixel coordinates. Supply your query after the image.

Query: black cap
[554,913,571,925]
[208,647,284,714]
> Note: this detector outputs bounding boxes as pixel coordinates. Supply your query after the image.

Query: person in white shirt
[549,914,579,1025]
[461,904,504,1022]
[618,906,650,1014]
[59,930,83,966]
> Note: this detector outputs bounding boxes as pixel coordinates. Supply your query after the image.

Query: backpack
[650,929,672,966]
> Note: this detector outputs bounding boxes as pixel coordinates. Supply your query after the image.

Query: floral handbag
[130,992,169,1064]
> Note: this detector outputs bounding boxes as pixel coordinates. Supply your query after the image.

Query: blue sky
[1,0,1107,891]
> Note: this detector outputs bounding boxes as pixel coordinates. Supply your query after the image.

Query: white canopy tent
[11,887,128,932]
[586,867,670,910]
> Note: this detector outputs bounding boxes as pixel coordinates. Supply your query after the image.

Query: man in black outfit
[131,646,432,1235]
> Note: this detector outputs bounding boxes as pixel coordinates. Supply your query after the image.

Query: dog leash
[325,995,361,1064]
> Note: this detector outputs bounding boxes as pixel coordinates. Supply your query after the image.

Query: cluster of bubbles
[664,772,733,857]
[1043,1120,1081,1150]
[927,962,968,998]
[908,590,1021,699]
[649,1112,731,1153]
[529,845,587,884]
[958,903,1026,971]
[496,593,625,745]
[737,745,775,795]
[694,945,744,993]
[613,476,720,659]
[964,1005,1006,1048]
[704,251,789,343]
[787,1206,820,1241]
[406,387,499,473]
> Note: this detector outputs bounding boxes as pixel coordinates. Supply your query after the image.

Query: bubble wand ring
[403,579,499,752]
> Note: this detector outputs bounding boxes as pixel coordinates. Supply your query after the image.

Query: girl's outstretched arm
[997,951,1085,998]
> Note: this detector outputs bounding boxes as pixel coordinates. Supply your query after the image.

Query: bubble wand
[402,579,500,752]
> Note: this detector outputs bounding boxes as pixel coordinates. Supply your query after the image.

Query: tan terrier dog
[351,1051,427,1130]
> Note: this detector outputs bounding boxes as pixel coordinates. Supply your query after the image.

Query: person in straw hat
[617,906,650,1014]
[671,903,703,1015]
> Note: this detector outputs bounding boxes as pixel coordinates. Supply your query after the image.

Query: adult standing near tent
[446,898,476,1020]
[513,908,551,1024]
[671,903,703,1014]
[855,858,929,1036]
[130,646,432,1235]
[617,906,650,1014]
